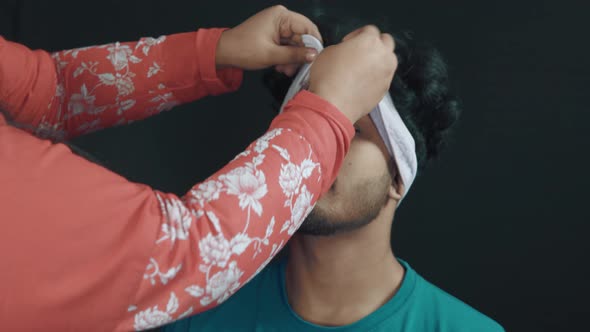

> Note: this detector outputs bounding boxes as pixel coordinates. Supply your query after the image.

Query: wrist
[215,30,234,69]
[309,88,357,124]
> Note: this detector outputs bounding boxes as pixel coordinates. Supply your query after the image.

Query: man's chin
[298,192,382,236]
[297,216,373,236]
[296,223,338,236]
[296,208,339,236]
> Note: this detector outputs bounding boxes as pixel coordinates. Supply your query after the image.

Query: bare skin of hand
[215,5,322,76]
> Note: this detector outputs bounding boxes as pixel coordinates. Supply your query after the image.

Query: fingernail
[306,51,317,62]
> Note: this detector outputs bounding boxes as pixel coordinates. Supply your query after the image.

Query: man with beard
[160,10,504,332]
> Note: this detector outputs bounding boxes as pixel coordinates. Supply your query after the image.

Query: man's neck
[285,209,405,326]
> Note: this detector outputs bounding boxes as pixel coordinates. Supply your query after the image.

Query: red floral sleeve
[0,27,355,332]
[0,90,354,332]
[0,28,242,140]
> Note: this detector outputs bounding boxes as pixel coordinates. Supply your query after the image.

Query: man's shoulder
[411,272,504,332]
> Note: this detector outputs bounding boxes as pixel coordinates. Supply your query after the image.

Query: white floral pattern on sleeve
[125,128,321,330]
[47,36,177,139]
[36,33,201,141]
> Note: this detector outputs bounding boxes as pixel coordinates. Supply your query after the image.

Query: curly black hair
[262,8,462,172]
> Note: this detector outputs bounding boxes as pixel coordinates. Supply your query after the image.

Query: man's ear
[388,172,404,202]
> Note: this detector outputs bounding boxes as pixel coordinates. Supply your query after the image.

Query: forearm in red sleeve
[0,29,243,141]
[0,90,353,332]
[121,91,354,331]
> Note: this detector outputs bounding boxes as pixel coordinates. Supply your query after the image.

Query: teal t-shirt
[162,258,504,332]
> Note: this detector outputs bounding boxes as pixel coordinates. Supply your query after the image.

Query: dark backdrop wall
[2,0,588,330]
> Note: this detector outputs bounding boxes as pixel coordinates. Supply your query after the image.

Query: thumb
[271,45,318,65]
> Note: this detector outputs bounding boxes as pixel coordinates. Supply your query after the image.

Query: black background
[1,0,588,331]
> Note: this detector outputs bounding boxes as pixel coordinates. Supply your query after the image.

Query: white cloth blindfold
[279,35,418,204]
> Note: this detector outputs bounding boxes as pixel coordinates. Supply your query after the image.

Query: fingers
[280,36,303,47]
[275,64,300,77]
[341,25,395,54]
[290,34,304,46]
[380,33,395,52]
[275,64,286,75]
[274,37,311,76]
[278,35,316,59]
[342,27,363,42]
[342,24,380,42]
[273,5,322,72]
[276,6,323,44]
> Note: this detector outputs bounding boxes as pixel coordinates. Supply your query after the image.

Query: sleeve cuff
[289,90,355,138]
[195,28,244,96]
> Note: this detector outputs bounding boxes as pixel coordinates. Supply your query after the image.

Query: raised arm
[0,28,242,140]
